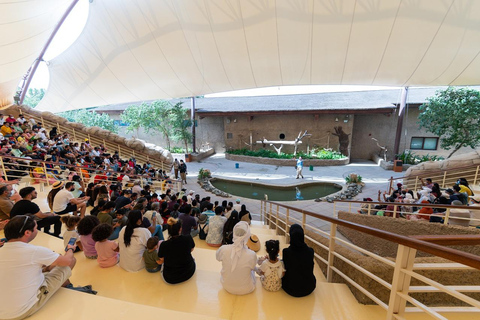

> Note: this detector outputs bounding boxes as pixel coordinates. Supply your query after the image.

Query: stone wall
[337,211,480,258]
[225,153,349,166]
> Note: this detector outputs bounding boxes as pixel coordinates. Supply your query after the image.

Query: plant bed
[225,153,349,166]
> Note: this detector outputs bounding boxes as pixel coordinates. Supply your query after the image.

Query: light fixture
[335,117,339,122]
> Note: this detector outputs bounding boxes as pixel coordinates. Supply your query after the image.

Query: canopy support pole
[19,0,80,105]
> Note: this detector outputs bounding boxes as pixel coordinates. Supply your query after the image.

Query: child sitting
[60,215,82,252]
[143,236,163,273]
[77,215,100,259]
[256,240,286,292]
[92,223,119,268]
[109,209,128,240]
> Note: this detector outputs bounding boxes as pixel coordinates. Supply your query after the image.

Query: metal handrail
[261,200,480,269]
[260,200,480,319]
[0,154,182,193]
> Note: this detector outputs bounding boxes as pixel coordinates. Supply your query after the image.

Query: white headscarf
[230,221,250,272]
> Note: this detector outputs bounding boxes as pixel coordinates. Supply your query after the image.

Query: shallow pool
[210,178,341,201]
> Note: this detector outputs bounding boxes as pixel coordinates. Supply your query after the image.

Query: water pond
[210,178,342,201]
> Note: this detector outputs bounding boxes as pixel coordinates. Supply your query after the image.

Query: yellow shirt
[0,125,12,136]
[458,185,473,196]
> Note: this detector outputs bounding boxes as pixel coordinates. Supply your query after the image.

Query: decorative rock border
[225,153,349,166]
[197,177,231,198]
[315,183,364,202]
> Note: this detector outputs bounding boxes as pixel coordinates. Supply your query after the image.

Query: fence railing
[19,109,169,171]
[333,200,480,227]
[0,154,182,194]
[260,200,480,320]
[387,163,480,194]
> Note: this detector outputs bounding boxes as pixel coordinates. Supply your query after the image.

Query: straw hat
[51,181,64,189]
[247,234,261,252]
[198,214,208,224]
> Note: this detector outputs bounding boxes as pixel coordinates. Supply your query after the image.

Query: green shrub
[226,148,346,160]
[395,151,444,165]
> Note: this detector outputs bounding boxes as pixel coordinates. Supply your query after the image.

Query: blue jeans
[109,226,121,240]
[146,265,162,273]
[151,225,165,241]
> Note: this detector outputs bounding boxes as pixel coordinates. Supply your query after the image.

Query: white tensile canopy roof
[3,0,480,112]
[0,0,71,107]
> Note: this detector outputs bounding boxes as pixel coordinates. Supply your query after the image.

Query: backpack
[199,224,208,240]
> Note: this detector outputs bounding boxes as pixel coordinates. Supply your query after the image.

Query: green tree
[59,109,118,133]
[419,87,480,158]
[23,88,45,108]
[170,102,192,152]
[121,100,174,150]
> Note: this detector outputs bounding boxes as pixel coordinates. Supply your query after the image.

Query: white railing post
[302,212,306,231]
[275,205,279,234]
[367,204,371,216]
[442,171,447,188]
[286,208,290,243]
[444,208,451,225]
[326,223,337,282]
[0,157,8,181]
[386,244,417,320]
[474,165,480,186]
[393,205,398,218]
[348,201,352,212]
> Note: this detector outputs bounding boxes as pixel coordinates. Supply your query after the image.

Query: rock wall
[337,211,480,258]
[405,150,480,179]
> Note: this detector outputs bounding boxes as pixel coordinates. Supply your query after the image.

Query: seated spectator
[216,222,257,295]
[282,224,316,297]
[223,211,239,245]
[119,210,151,272]
[419,177,434,189]
[52,182,89,218]
[0,215,76,320]
[449,200,471,227]
[92,223,119,268]
[97,201,116,225]
[179,204,198,237]
[0,185,14,220]
[458,178,474,196]
[414,200,433,220]
[77,216,100,259]
[197,213,209,240]
[468,195,480,227]
[238,204,252,224]
[10,186,62,238]
[115,189,133,210]
[448,185,468,205]
[158,217,196,284]
[357,198,373,214]
[206,206,227,247]
[143,236,163,273]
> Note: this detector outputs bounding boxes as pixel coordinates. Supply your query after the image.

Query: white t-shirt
[0,242,59,319]
[132,185,142,196]
[118,227,151,272]
[63,229,80,249]
[233,203,241,212]
[216,244,257,295]
[52,189,74,213]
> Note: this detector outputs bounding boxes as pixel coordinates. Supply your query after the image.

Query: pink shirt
[79,234,97,258]
[95,240,119,268]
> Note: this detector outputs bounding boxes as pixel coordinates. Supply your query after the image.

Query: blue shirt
[296,159,303,169]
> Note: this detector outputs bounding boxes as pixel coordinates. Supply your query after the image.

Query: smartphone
[152,212,156,219]
[65,237,76,252]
